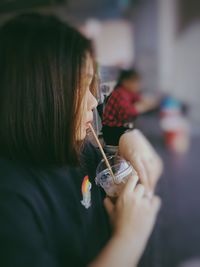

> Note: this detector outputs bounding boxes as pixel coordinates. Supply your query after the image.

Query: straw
[89,124,117,184]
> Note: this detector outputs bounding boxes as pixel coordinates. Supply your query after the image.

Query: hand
[119,129,163,192]
[104,176,161,265]
[127,150,163,192]
[134,97,159,113]
[143,96,160,108]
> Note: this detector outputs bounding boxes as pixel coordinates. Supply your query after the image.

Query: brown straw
[89,124,117,183]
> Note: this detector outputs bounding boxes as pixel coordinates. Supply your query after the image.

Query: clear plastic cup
[95,155,137,198]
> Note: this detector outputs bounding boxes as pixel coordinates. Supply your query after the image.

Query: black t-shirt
[0,142,111,267]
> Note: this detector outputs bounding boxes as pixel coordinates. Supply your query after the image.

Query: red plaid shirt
[102,86,141,127]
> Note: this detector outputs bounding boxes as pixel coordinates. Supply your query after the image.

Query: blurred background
[0,1,200,267]
[1,0,200,134]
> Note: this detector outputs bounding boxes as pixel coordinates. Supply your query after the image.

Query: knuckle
[138,183,145,190]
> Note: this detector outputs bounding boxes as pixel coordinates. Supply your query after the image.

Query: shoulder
[113,87,128,99]
[0,154,80,202]
[0,158,34,194]
[0,158,78,216]
[0,158,83,266]
[106,87,121,100]
[113,87,123,96]
[0,159,51,227]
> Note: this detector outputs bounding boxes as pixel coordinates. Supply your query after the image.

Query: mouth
[86,118,93,129]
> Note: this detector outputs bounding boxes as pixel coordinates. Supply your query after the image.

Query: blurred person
[0,14,161,267]
[102,69,159,145]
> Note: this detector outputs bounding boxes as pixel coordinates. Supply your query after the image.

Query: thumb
[152,196,162,214]
[104,197,114,215]
[130,154,149,189]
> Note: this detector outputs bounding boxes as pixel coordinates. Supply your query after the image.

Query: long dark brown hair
[0,13,97,166]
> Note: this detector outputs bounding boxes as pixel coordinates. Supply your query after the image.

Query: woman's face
[77,56,98,140]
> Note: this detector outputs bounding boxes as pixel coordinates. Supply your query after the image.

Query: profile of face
[77,56,98,141]
[123,78,141,93]
[0,14,99,165]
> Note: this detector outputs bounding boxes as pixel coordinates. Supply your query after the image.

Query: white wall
[134,0,159,92]
[157,0,177,93]
[173,22,200,133]
[158,0,200,133]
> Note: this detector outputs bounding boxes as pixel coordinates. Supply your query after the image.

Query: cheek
[83,90,93,114]
[87,91,97,111]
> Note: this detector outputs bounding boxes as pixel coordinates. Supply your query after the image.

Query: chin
[79,130,87,141]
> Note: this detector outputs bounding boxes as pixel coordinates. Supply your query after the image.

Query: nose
[89,91,98,111]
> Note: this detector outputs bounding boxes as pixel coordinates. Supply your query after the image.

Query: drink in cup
[95,155,137,198]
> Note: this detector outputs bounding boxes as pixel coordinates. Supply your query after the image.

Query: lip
[86,118,93,128]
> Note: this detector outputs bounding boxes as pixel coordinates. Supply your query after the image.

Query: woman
[0,14,161,267]
[102,69,159,145]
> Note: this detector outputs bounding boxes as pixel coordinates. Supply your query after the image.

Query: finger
[131,155,149,190]
[155,157,164,178]
[134,184,145,200]
[142,155,164,190]
[104,197,114,215]
[141,158,154,191]
[151,196,162,214]
[122,174,138,196]
[144,190,153,200]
